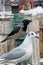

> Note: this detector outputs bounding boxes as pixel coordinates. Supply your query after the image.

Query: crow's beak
[35,35,39,39]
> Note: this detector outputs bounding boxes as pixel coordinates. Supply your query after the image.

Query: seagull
[0,19,32,43]
[0,31,39,64]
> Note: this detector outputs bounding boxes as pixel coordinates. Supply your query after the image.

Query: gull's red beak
[35,35,39,39]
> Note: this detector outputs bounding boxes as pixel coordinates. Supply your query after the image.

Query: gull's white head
[27,31,39,39]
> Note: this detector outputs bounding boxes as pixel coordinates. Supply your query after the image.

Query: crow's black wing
[1,26,21,43]
[8,26,21,37]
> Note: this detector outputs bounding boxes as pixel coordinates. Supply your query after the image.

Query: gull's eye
[28,34,30,36]
[31,33,34,35]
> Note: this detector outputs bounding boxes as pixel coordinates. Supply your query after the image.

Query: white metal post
[32,37,40,65]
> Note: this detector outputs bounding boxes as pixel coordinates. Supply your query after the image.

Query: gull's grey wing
[0,48,26,60]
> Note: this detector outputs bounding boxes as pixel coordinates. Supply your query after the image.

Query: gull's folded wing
[0,48,26,60]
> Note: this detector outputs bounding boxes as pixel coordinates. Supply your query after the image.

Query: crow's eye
[31,33,33,35]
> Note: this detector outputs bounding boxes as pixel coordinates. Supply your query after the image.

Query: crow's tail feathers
[0,36,8,43]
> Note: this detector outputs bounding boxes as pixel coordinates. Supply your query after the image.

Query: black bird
[1,19,32,43]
